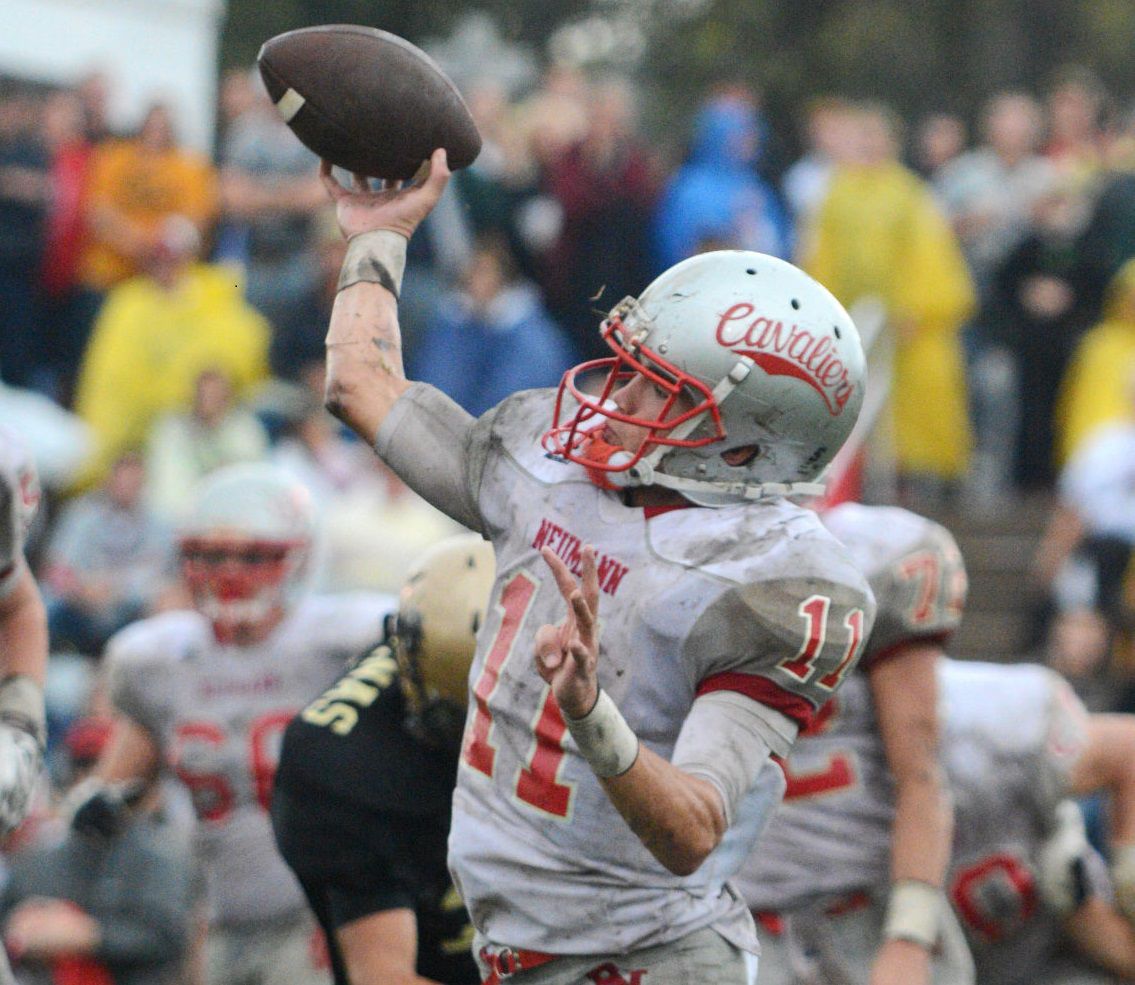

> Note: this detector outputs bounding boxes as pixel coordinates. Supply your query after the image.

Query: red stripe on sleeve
[696,672,816,731]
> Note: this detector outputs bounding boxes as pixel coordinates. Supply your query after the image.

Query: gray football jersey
[0,428,40,599]
[940,660,1094,985]
[736,505,967,911]
[822,502,968,666]
[378,386,876,956]
[106,592,392,926]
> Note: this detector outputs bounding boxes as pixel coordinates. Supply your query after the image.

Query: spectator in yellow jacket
[72,216,269,489]
[1056,258,1135,463]
[804,102,976,495]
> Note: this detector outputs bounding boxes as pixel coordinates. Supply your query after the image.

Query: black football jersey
[271,644,476,984]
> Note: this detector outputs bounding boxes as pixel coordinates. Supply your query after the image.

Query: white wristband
[337,229,408,298]
[564,689,639,778]
[882,879,943,948]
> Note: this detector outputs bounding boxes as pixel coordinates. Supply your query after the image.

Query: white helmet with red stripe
[178,463,317,643]
[542,250,866,506]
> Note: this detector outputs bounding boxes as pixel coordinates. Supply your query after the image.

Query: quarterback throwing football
[322,150,875,985]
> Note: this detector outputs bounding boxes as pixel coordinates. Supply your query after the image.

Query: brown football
[257,24,481,180]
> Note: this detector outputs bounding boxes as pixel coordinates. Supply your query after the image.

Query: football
[257,24,482,180]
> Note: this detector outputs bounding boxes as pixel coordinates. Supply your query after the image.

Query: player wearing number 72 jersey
[82,464,394,985]
[735,503,974,985]
[321,150,875,983]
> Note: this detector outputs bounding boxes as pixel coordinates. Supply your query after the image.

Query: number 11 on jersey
[462,573,577,819]
[779,594,865,690]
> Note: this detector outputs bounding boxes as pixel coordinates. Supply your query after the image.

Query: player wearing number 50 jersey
[321,150,874,984]
[736,503,973,985]
[81,463,394,985]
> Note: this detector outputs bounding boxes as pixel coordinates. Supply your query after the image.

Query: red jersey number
[462,572,576,819]
[779,595,865,693]
[780,699,857,801]
[171,709,294,824]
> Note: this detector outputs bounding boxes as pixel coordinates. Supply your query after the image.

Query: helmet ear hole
[722,444,760,468]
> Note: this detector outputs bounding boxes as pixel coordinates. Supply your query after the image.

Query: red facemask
[542,312,724,486]
[179,536,305,644]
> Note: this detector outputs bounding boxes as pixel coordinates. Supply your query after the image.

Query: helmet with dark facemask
[391,533,495,750]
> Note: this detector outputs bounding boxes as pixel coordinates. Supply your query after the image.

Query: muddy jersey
[105,592,392,927]
[736,505,967,911]
[940,660,1095,985]
[0,428,40,599]
[376,386,875,956]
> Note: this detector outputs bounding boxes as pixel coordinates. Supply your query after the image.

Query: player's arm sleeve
[373,382,494,534]
[861,521,968,666]
[103,633,165,743]
[1039,668,1093,806]
[683,574,877,737]
[0,435,38,601]
[672,691,784,825]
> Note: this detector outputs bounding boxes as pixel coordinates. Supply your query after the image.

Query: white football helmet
[178,463,317,643]
[542,251,866,506]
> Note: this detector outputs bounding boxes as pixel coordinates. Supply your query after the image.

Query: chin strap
[644,468,827,504]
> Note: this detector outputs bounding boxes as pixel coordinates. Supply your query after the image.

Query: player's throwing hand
[320,147,450,241]
[535,546,600,719]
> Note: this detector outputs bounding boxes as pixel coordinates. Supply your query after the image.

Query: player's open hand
[535,546,600,719]
[321,147,450,241]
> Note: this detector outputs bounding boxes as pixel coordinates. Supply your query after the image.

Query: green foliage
[220,0,1135,146]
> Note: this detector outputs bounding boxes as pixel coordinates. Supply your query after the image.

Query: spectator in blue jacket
[409,234,577,418]
[653,91,792,269]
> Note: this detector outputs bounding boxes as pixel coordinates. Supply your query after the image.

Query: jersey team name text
[531,518,631,597]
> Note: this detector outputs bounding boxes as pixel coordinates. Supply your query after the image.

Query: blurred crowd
[2,53,1135,979]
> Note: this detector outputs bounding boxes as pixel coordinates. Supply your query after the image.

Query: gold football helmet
[392,533,495,747]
